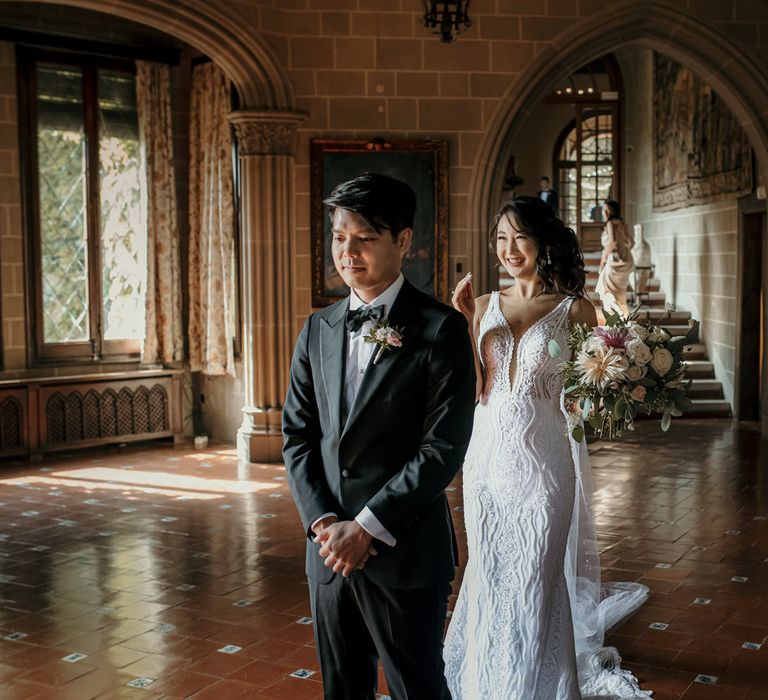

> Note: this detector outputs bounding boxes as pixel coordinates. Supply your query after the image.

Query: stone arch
[468,1,768,290]
[2,0,294,109]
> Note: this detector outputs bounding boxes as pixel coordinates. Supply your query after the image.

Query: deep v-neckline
[494,292,570,392]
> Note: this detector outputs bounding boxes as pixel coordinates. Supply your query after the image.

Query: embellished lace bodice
[478,292,573,404]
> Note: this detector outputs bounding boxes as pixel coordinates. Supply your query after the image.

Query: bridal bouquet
[549,310,697,442]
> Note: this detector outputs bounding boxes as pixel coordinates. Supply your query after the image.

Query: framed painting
[310,138,449,307]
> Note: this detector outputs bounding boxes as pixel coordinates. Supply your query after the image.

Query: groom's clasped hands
[312,516,379,577]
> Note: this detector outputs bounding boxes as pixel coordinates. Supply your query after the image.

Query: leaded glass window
[554,106,619,240]
[20,49,146,363]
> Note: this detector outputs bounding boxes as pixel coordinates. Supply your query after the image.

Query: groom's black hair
[324,172,416,238]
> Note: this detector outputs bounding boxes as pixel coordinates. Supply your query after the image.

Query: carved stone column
[228,110,305,463]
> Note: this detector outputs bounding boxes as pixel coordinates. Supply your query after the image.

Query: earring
[545,247,552,266]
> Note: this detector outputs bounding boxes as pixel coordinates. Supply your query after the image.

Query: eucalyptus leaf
[589,414,602,430]
[661,412,672,432]
[582,397,592,420]
[571,424,585,443]
[548,339,562,358]
[565,385,579,394]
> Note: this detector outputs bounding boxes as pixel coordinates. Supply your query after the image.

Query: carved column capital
[228,109,306,156]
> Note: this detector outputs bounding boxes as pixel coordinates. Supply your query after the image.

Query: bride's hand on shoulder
[451,273,476,322]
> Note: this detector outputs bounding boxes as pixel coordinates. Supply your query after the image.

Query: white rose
[629,323,649,340]
[613,351,630,371]
[650,347,674,376]
[583,335,606,353]
[626,338,652,366]
[625,365,646,381]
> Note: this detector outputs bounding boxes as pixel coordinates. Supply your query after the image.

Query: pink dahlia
[592,326,630,349]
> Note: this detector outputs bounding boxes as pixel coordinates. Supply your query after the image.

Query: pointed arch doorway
[467,1,768,430]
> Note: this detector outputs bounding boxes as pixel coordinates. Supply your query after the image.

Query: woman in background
[595,199,634,316]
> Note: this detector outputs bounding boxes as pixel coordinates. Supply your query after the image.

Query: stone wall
[238,0,768,336]
[619,46,742,405]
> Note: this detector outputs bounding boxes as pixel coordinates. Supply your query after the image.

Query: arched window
[555,108,617,225]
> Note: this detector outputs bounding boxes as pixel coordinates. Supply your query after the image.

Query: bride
[443,196,650,699]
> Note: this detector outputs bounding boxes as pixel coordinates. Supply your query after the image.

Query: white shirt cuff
[356,507,396,547]
[311,512,337,534]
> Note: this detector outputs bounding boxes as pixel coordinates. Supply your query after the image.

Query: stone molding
[228,110,307,157]
[7,0,294,109]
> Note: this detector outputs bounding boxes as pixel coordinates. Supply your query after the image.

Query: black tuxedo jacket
[282,280,475,589]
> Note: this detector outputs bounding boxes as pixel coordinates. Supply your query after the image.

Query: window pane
[36,64,89,344]
[581,116,598,157]
[559,127,578,161]
[558,167,578,230]
[98,70,145,342]
[581,164,599,222]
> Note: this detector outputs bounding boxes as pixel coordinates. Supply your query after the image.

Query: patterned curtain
[136,61,184,364]
[188,63,236,376]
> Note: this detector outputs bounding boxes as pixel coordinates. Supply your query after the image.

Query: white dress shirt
[312,274,404,548]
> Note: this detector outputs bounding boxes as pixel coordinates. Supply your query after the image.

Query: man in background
[537,176,559,216]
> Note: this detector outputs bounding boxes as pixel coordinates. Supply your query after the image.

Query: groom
[283,173,475,700]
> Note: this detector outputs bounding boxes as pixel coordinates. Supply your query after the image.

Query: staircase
[497,252,732,417]
[582,251,731,418]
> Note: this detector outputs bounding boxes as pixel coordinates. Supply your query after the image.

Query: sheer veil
[561,398,653,699]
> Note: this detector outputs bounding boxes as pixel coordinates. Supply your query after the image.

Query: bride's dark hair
[490,196,586,298]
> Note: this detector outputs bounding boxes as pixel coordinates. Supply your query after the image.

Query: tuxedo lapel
[319,299,349,437]
[342,281,421,439]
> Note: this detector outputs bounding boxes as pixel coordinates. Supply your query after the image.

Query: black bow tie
[345,304,385,333]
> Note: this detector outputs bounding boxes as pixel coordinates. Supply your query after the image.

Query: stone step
[634,309,692,322]
[660,324,696,337]
[683,344,707,360]
[683,360,715,379]
[685,399,732,418]
[687,379,725,399]
[588,291,667,306]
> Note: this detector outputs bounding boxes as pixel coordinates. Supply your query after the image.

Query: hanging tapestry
[653,53,752,211]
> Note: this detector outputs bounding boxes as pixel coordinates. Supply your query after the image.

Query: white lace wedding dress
[443,293,651,700]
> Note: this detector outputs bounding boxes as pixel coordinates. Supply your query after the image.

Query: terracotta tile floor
[0,419,766,699]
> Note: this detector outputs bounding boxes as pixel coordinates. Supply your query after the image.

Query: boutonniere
[363,320,404,364]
